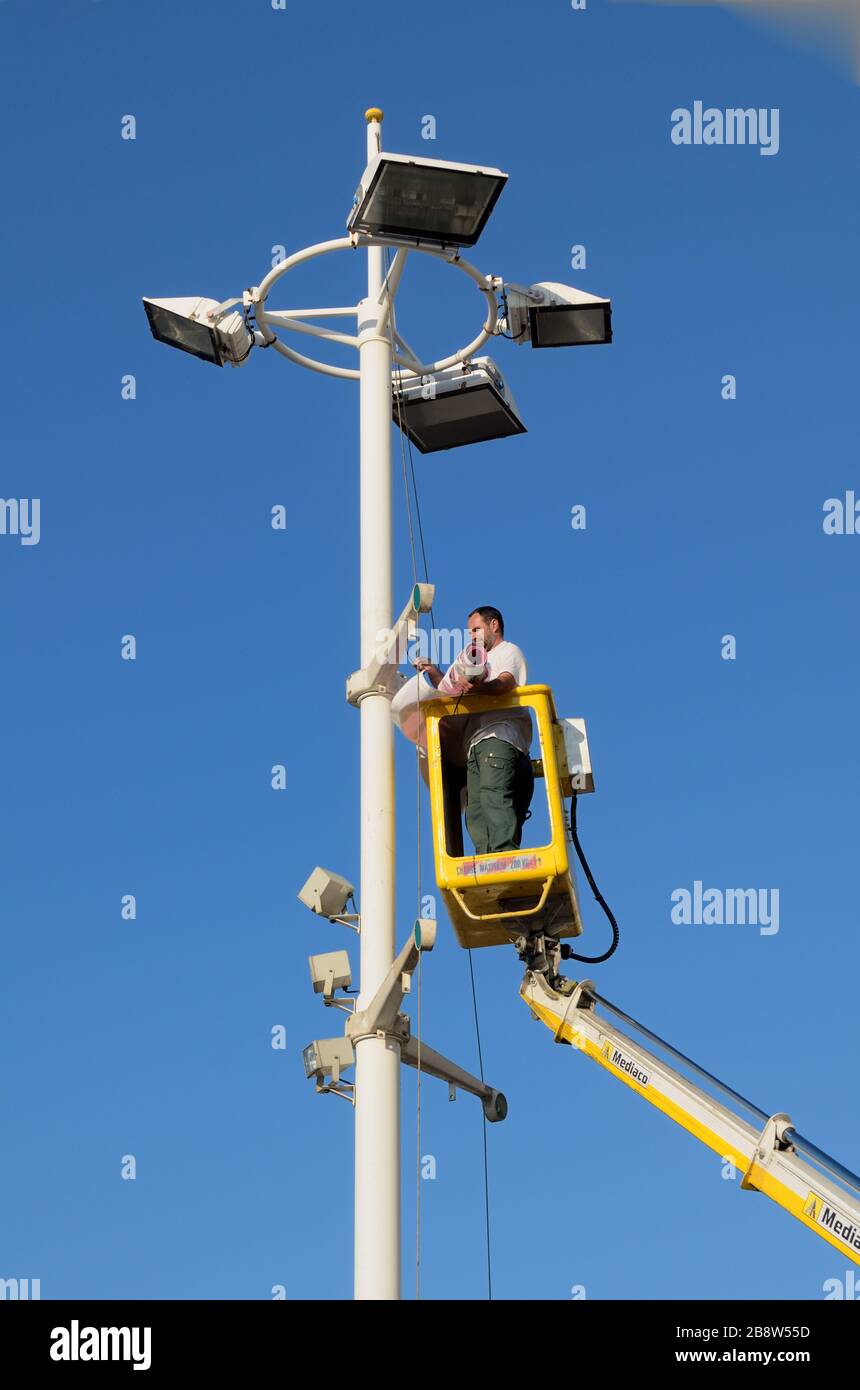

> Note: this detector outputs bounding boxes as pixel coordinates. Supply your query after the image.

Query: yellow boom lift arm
[522,970,860,1266]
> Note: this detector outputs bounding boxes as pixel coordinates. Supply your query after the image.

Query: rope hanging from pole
[385,248,495,1302]
[384,251,426,1300]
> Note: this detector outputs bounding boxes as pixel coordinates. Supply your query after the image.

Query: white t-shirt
[466,640,532,755]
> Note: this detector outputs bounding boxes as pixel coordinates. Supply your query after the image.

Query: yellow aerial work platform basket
[423,684,587,949]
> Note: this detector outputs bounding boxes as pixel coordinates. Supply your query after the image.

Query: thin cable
[408,446,433,610]
[385,250,421,585]
[467,949,493,1300]
[385,252,495,1300]
[414,560,423,1301]
[496,286,516,340]
[384,250,436,632]
[384,286,493,1290]
[383,249,427,1302]
[415,908,423,1299]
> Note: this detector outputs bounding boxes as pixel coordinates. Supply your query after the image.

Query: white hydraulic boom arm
[522,970,860,1266]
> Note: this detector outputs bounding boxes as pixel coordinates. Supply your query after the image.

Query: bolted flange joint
[346,1009,411,1048]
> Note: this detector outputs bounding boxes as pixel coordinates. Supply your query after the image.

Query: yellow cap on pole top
[365,107,384,123]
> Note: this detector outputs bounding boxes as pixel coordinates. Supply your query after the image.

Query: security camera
[298,867,355,920]
[504,282,612,349]
[308,950,352,999]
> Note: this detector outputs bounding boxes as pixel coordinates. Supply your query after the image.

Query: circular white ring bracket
[251,235,501,382]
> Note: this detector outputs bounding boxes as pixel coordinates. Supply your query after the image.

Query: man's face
[468,612,499,653]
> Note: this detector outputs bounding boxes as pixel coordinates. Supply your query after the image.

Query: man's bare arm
[414,659,444,688]
[472,671,517,695]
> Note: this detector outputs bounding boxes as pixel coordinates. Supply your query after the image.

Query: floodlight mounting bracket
[324,916,508,1120]
[240,236,502,383]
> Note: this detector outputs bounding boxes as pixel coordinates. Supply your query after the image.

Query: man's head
[468,606,504,653]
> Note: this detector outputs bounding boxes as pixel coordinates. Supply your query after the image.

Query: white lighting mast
[354,107,399,1300]
[143,107,611,1301]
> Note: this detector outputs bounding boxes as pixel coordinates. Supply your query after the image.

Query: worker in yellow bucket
[415,606,534,854]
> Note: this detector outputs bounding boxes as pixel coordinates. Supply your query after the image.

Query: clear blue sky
[1,0,858,1301]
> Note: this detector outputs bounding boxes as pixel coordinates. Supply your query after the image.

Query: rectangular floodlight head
[506,282,612,349]
[347,152,507,248]
[302,1036,355,1082]
[392,357,526,454]
[142,296,252,367]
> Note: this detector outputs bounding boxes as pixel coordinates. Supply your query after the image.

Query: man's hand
[414,659,443,688]
[476,671,517,695]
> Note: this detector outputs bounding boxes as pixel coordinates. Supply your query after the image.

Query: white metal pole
[354,106,400,1300]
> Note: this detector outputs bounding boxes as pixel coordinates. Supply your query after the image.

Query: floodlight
[347,152,507,248]
[392,357,526,454]
[298,867,355,919]
[505,282,612,348]
[302,1036,355,1083]
[142,296,253,367]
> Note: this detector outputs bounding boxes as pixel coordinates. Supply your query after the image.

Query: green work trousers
[465,736,534,855]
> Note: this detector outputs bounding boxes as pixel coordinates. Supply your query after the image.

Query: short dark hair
[468,605,504,636]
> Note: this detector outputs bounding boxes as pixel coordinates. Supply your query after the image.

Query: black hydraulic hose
[562,795,620,964]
